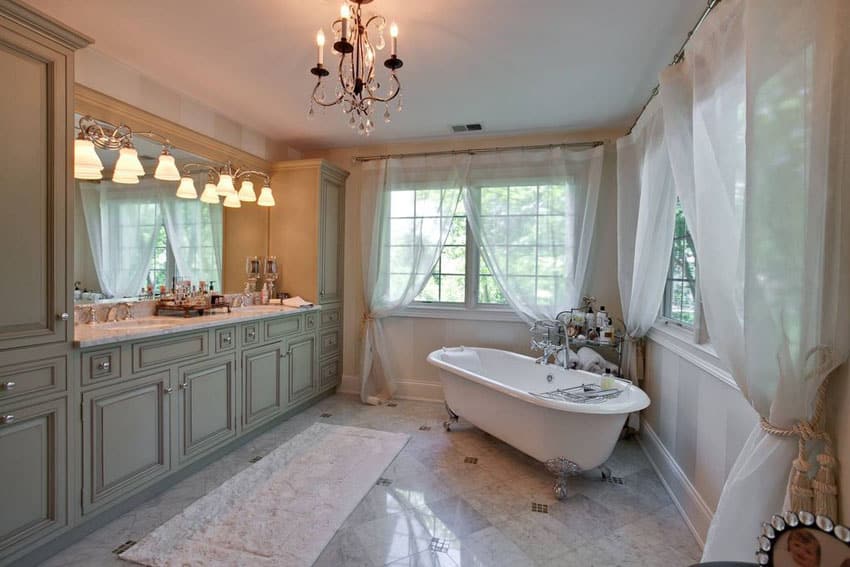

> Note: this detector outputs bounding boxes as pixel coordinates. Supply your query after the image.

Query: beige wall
[74,47,301,162]
[305,128,623,397]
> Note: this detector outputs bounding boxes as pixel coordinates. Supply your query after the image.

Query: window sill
[396,304,524,323]
[647,320,738,391]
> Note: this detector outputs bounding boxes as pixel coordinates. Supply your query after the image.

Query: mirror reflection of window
[74,123,223,302]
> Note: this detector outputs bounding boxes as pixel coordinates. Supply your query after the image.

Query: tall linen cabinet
[269,160,348,394]
[0,2,90,565]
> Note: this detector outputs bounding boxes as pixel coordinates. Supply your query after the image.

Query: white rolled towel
[577,347,619,374]
[555,348,579,368]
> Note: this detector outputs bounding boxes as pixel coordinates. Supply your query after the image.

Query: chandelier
[308,0,404,135]
[74,115,274,208]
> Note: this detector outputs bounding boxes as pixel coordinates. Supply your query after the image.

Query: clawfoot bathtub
[427,347,650,499]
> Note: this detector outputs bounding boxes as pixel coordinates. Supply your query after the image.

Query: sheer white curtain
[359,155,470,402]
[159,177,224,286]
[660,0,850,560]
[616,98,677,382]
[463,146,604,323]
[79,183,162,299]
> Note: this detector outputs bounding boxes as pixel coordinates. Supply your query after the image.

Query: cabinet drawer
[215,327,236,353]
[264,315,303,340]
[320,306,341,328]
[81,347,121,386]
[305,312,318,332]
[319,357,340,389]
[0,355,66,402]
[319,328,340,358]
[132,333,208,373]
[241,322,260,347]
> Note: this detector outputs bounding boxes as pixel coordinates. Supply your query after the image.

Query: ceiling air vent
[451,123,483,133]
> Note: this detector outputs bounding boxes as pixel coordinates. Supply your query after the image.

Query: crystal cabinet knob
[179,382,188,390]
[58,313,69,321]
[0,415,15,425]
[97,361,110,371]
[1,381,15,391]
[164,387,174,394]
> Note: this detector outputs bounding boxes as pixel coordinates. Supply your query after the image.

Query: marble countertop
[74,305,320,348]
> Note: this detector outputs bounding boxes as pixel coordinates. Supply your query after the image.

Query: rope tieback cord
[759,346,838,519]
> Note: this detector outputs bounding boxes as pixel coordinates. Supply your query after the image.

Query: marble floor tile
[38,394,700,567]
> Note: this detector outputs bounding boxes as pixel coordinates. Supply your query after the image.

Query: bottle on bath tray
[596,306,607,329]
[601,368,616,390]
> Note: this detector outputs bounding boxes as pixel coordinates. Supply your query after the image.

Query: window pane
[415,189,445,217]
[508,216,537,246]
[507,246,536,275]
[391,190,415,217]
[480,187,508,215]
[509,186,537,215]
[417,275,439,302]
[440,245,465,274]
[440,275,465,303]
[445,216,466,246]
[478,275,506,304]
[663,200,698,326]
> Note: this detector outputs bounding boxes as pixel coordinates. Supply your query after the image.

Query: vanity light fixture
[74,115,274,207]
[308,0,405,135]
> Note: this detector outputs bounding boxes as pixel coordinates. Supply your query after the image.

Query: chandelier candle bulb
[390,22,398,55]
[340,4,350,39]
[317,29,325,64]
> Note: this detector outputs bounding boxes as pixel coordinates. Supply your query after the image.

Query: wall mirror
[73,87,273,303]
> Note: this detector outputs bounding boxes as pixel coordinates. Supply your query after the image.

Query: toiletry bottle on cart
[596,306,608,329]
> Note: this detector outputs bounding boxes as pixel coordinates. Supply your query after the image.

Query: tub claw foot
[599,464,612,481]
[545,457,581,501]
[443,402,459,432]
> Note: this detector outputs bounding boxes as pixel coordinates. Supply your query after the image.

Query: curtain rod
[625,0,722,136]
[352,140,604,163]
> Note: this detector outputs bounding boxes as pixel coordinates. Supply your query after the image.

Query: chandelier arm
[234,170,271,185]
[361,73,401,104]
[364,15,386,31]
[311,80,345,107]
[181,163,221,179]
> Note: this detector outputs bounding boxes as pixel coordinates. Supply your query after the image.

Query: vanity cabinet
[241,342,285,431]
[177,355,237,463]
[0,396,67,559]
[284,334,316,405]
[269,159,348,395]
[81,371,172,514]
[0,6,88,350]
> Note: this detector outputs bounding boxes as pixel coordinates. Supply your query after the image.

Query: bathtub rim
[427,346,650,416]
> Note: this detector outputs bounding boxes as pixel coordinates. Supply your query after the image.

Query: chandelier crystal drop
[309,0,404,135]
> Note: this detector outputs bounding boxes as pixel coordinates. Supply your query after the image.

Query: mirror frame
[74,84,272,293]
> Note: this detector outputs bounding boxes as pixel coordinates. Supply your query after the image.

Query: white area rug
[120,423,409,566]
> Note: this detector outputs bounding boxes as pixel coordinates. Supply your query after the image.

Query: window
[397,183,569,310]
[147,224,173,290]
[662,200,698,326]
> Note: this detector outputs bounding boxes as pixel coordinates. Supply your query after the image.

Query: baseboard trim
[638,422,713,549]
[340,375,445,403]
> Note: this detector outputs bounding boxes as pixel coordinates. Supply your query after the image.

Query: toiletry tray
[154,300,231,317]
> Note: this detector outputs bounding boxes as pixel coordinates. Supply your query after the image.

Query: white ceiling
[30,0,705,151]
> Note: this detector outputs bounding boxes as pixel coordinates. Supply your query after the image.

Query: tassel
[789,455,814,513]
[813,446,838,519]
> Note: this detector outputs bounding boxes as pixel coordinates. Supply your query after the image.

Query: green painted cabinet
[318,175,344,305]
[177,355,237,463]
[285,334,316,405]
[81,371,172,514]
[0,396,67,558]
[242,342,284,431]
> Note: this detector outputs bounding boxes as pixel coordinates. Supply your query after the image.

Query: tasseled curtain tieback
[759,346,838,520]
[360,312,376,337]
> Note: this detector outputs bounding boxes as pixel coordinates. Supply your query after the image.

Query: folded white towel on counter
[577,347,619,375]
[281,296,314,308]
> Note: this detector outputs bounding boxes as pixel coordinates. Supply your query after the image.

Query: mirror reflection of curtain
[159,174,223,287]
[79,182,161,298]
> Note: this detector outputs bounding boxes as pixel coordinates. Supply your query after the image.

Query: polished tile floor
[40,394,701,566]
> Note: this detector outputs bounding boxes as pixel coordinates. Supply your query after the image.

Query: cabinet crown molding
[271,159,350,182]
[0,0,92,50]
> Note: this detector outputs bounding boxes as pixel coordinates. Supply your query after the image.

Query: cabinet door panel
[0,26,69,347]
[82,371,170,513]
[286,335,316,404]
[318,178,343,304]
[0,397,66,555]
[242,344,283,429]
[179,356,236,461]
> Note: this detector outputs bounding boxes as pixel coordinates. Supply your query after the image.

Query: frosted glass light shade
[257,185,275,207]
[154,153,181,181]
[222,192,242,208]
[200,182,220,204]
[238,179,256,202]
[112,170,140,184]
[217,173,236,195]
[176,176,198,199]
[74,139,104,180]
[114,147,145,177]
